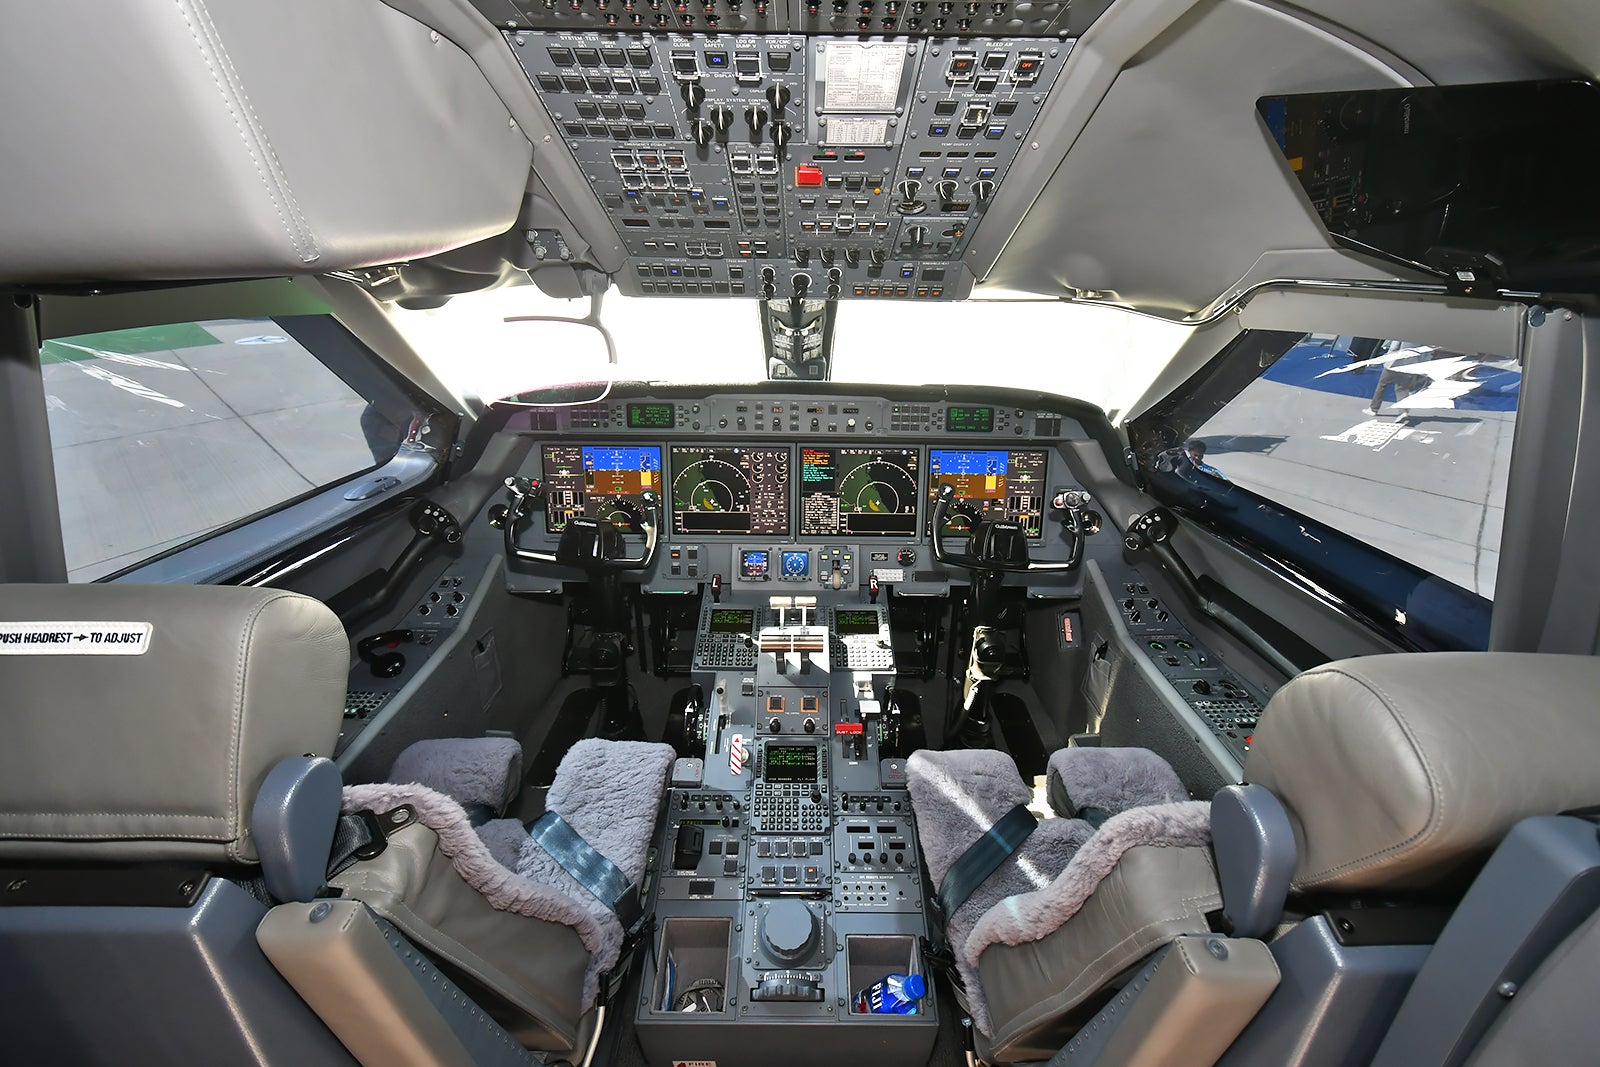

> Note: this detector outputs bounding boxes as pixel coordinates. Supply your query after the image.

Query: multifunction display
[670,445,791,535]
[799,447,921,537]
[708,608,755,634]
[541,444,662,533]
[833,609,882,636]
[627,402,675,429]
[927,448,1048,537]
[945,406,994,433]
[764,744,820,783]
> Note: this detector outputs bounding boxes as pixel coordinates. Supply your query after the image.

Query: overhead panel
[505,28,1069,298]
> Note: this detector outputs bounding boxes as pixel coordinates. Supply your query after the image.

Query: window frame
[38,300,451,585]
[1127,328,1502,652]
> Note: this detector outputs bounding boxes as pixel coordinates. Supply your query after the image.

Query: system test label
[0,622,153,655]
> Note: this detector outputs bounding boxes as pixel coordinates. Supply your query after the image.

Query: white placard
[872,568,907,582]
[823,41,907,112]
[825,116,891,146]
[0,621,153,655]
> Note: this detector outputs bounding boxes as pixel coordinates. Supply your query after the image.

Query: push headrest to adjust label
[0,622,153,655]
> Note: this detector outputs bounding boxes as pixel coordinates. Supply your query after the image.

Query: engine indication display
[927,448,1048,538]
[670,445,791,536]
[799,446,920,537]
[541,444,662,533]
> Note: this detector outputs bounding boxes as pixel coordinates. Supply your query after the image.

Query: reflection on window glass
[43,318,398,582]
[1189,333,1518,598]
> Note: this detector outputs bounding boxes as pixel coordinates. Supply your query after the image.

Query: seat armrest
[1210,784,1295,939]
[253,756,343,903]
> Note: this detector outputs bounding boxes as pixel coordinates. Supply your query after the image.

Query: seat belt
[936,804,1038,922]
[527,811,643,928]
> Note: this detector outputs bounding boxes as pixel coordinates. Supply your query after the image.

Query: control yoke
[494,478,663,571]
[929,483,1081,574]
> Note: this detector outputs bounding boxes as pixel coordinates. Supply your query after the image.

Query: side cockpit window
[1133,331,1520,651]
[43,317,413,581]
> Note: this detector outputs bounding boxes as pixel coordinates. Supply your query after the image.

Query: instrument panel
[506,393,1092,594]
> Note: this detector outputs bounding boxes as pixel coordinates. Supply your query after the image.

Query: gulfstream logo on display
[0,622,153,655]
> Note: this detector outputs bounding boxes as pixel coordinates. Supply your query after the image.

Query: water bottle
[852,972,927,1014]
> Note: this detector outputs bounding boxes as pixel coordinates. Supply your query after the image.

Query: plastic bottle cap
[901,974,926,1000]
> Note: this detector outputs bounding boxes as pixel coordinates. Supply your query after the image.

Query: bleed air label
[0,622,153,655]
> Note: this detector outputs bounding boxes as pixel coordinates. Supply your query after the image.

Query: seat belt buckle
[351,809,392,862]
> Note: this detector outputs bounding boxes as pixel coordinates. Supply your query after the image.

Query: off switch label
[0,621,153,655]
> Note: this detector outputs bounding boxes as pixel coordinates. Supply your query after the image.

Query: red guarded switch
[794,165,824,187]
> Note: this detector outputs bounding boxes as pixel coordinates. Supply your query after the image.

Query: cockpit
[3,2,1600,1066]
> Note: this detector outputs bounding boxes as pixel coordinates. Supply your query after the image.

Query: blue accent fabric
[936,804,1038,921]
[527,811,641,927]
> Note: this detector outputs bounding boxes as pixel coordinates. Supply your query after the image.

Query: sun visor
[0,0,532,285]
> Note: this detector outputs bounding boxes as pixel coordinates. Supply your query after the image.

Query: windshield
[389,287,1190,420]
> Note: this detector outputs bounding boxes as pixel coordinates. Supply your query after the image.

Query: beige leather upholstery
[259,900,483,1067]
[974,844,1222,1064]
[1093,935,1279,1067]
[0,584,346,863]
[328,818,593,1053]
[1246,653,1600,893]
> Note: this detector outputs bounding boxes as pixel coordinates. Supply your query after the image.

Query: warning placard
[823,41,906,112]
[0,621,153,656]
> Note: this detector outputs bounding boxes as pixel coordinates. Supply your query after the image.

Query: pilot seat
[0,584,673,1066]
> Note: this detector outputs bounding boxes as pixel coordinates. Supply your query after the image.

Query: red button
[834,722,864,735]
[795,165,824,187]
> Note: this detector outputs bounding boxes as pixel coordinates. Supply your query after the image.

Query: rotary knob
[682,81,706,110]
[690,119,714,147]
[710,105,734,134]
[762,899,820,963]
[869,248,886,266]
[933,178,959,202]
[844,248,861,267]
[767,83,792,110]
[971,178,996,203]
[895,178,922,202]
[746,104,768,134]
[772,122,793,148]
[907,224,930,248]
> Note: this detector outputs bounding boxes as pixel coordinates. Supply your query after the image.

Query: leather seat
[0,584,357,1065]
[0,583,666,1065]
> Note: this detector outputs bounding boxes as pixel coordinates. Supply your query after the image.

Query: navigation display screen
[708,608,754,634]
[799,447,920,537]
[927,449,1048,538]
[541,444,662,534]
[764,744,820,783]
[833,609,882,636]
[670,446,790,536]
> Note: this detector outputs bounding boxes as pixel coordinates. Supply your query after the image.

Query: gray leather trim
[0,584,347,863]
[1210,784,1295,940]
[975,844,1221,1063]
[254,756,344,903]
[329,820,592,1053]
[1246,653,1600,893]
[0,0,531,283]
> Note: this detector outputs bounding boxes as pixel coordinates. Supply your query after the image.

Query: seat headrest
[0,584,348,864]
[1245,653,1600,894]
